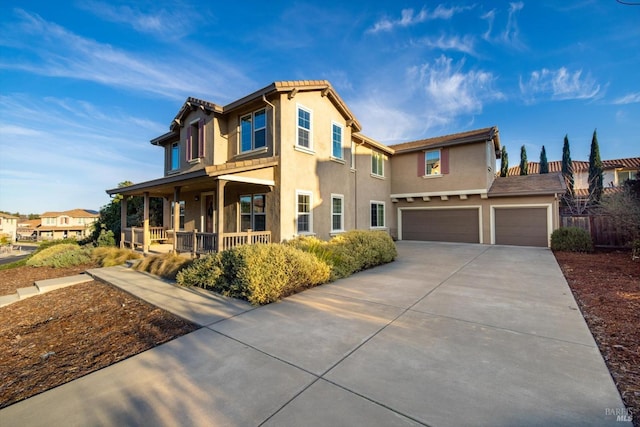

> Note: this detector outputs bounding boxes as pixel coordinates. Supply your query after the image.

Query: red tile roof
[506,158,640,176]
[40,209,99,218]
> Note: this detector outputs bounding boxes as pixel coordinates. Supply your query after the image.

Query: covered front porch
[107,157,279,256]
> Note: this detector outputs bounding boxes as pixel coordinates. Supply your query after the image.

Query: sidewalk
[0,242,630,426]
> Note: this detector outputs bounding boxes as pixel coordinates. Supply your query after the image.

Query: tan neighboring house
[507,158,640,198]
[17,218,41,240]
[0,213,18,242]
[107,80,393,253]
[37,209,99,240]
[389,127,565,247]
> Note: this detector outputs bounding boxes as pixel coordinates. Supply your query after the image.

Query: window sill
[294,145,315,155]
[370,226,388,230]
[330,230,345,237]
[188,158,202,165]
[330,157,345,164]
[295,231,316,237]
[370,173,385,180]
[236,146,268,159]
[421,174,443,179]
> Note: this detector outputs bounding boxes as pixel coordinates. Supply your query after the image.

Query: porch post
[173,186,181,252]
[216,180,227,251]
[120,197,127,249]
[143,192,150,254]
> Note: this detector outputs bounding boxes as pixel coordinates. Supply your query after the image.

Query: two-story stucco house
[37,209,99,240]
[0,213,19,242]
[109,80,567,251]
[108,81,393,253]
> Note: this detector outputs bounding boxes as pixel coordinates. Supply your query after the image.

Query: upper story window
[425,149,441,175]
[170,142,180,171]
[332,123,343,159]
[240,109,267,153]
[187,119,204,161]
[371,150,384,177]
[297,105,312,150]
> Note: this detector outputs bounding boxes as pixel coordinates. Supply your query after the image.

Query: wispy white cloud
[481,3,526,49]
[612,92,640,105]
[367,5,472,34]
[78,1,202,39]
[519,67,601,103]
[412,34,476,55]
[0,10,252,102]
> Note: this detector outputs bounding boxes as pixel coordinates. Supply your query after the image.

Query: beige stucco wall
[391,141,495,195]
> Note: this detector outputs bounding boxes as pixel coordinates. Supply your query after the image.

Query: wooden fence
[560,215,630,247]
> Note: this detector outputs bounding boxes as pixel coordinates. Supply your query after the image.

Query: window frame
[425,149,441,176]
[617,170,637,185]
[331,122,344,160]
[331,194,344,232]
[239,194,267,231]
[171,201,185,230]
[296,190,313,234]
[370,201,386,229]
[350,140,356,170]
[296,105,313,152]
[371,150,384,177]
[187,118,205,161]
[240,109,267,154]
[170,142,180,171]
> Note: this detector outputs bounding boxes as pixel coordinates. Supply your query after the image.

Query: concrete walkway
[0,242,630,426]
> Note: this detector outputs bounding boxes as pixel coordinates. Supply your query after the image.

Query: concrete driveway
[0,242,630,426]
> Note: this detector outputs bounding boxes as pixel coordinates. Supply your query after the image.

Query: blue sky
[1,1,639,214]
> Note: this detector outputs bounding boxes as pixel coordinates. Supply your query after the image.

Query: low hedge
[26,243,93,268]
[551,227,594,253]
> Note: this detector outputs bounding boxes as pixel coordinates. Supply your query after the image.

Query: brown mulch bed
[555,250,639,426]
[0,264,98,297]
[0,266,198,409]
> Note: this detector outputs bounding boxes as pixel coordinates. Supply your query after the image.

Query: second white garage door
[401,209,480,243]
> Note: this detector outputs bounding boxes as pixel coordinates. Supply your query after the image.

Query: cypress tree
[588,129,604,204]
[500,145,509,177]
[561,135,575,197]
[539,145,549,174]
[519,145,528,176]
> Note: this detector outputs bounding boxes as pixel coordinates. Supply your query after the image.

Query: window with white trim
[296,191,312,234]
[170,142,180,171]
[297,106,312,150]
[425,149,441,175]
[240,194,266,231]
[171,201,185,230]
[617,170,637,185]
[371,150,384,177]
[240,109,267,153]
[331,194,344,232]
[370,201,385,228]
[331,123,343,159]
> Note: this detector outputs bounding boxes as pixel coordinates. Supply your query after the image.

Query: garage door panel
[402,209,479,243]
[494,208,548,247]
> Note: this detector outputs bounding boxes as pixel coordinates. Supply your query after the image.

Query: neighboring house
[507,158,640,198]
[17,218,41,240]
[389,128,565,247]
[0,213,19,242]
[108,81,393,253]
[107,81,567,249]
[37,209,99,240]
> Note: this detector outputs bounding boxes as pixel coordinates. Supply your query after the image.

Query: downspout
[262,94,276,157]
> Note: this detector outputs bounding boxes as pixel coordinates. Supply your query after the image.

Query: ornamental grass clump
[26,244,93,268]
[134,253,193,280]
[550,227,594,253]
[91,247,142,267]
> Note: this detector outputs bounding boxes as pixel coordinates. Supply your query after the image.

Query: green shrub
[134,253,192,280]
[216,244,331,305]
[92,247,142,267]
[176,253,223,289]
[26,244,92,268]
[95,229,116,247]
[35,238,79,254]
[551,227,594,253]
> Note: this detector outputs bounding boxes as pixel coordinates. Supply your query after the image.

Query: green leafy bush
[216,244,331,305]
[134,253,192,280]
[26,244,92,268]
[35,238,79,254]
[92,247,142,267]
[176,253,223,290]
[551,227,594,253]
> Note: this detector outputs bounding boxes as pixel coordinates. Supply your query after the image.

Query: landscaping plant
[550,227,594,253]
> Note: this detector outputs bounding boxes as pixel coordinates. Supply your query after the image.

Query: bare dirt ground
[0,265,198,409]
[554,250,639,426]
[0,253,638,423]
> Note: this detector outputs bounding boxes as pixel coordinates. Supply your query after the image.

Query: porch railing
[172,230,218,255]
[220,230,271,251]
[122,227,168,248]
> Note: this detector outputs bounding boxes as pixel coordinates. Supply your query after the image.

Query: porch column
[216,180,227,251]
[120,197,127,249]
[143,192,150,254]
[172,186,181,252]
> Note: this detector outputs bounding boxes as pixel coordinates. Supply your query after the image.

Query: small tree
[561,134,575,198]
[500,146,509,177]
[588,129,604,205]
[598,176,640,247]
[519,145,528,176]
[539,145,549,174]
